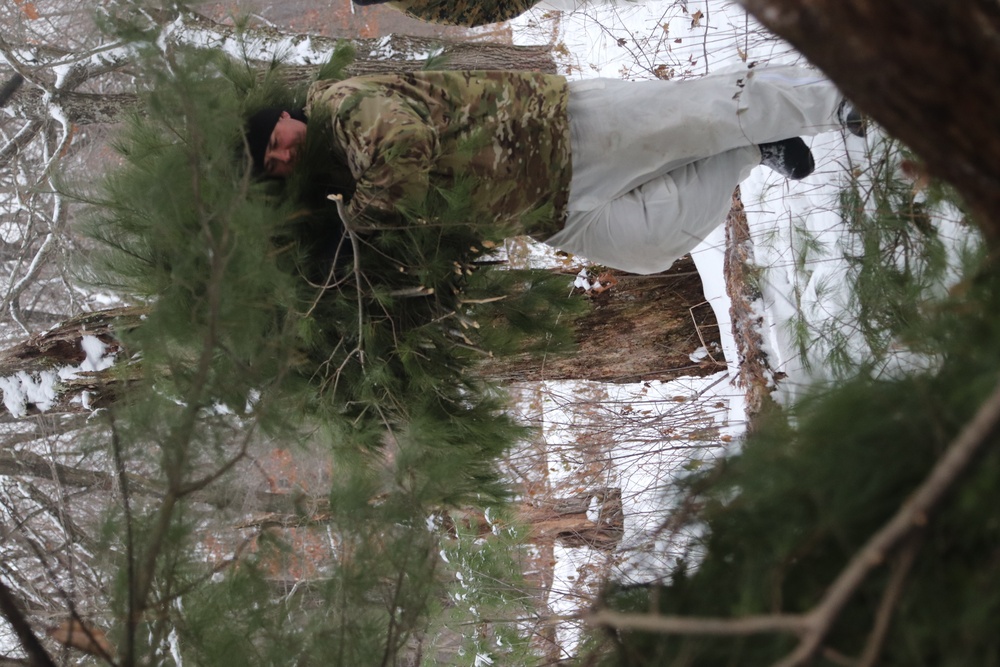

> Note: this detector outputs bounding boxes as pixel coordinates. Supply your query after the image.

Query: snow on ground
[513,0,866,403]
[507,0,946,656]
[539,371,742,655]
[515,0,971,402]
[0,335,116,418]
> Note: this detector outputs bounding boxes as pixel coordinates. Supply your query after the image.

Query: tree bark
[0,259,720,419]
[150,7,555,73]
[520,487,625,550]
[482,255,726,384]
[1,9,555,125]
[0,306,141,419]
[739,0,1000,246]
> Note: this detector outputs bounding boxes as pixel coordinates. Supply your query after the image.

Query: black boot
[758,137,815,180]
[838,100,867,138]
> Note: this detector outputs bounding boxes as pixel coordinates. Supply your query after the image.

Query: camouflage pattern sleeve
[386,0,538,26]
[307,72,572,239]
[327,83,440,226]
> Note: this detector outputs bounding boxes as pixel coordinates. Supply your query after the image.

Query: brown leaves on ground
[47,618,116,658]
[900,157,932,193]
[588,271,618,295]
[15,0,39,19]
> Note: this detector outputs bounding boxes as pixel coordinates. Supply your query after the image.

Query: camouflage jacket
[386,0,538,26]
[306,71,572,239]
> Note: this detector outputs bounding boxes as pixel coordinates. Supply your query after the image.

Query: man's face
[264,111,308,178]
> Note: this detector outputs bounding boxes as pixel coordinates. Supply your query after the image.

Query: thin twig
[329,194,366,366]
[110,415,136,667]
[175,418,259,496]
[856,533,922,667]
[688,300,721,364]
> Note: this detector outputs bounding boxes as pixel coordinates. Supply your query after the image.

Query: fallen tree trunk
[0,259,721,419]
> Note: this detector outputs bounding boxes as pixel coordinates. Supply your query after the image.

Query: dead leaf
[589,271,619,295]
[47,619,116,658]
[900,158,932,193]
[653,64,674,80]
[690,9,703,28]
[15,0,39,19]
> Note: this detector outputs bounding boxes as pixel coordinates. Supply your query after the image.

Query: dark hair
[244,107,308,175]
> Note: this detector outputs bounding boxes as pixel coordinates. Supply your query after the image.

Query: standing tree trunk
[740,0,1000,245]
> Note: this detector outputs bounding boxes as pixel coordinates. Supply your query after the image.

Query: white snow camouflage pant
[546,66,846,274]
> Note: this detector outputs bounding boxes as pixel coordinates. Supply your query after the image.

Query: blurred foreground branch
[588,377,1000,666]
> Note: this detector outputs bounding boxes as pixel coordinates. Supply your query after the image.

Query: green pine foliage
[583,160,1000,666]
[838,140,950,362]
[67,24,582,665]
[432,511,540,665]
[810,138,970,377]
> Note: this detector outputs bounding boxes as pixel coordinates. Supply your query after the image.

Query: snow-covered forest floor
[0,0,976,663]
[503,0,973,656]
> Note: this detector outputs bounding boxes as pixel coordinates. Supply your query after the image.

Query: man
[246,67,863,275]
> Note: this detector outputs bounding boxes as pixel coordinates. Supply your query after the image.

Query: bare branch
[2,233,56,334]
[0,579,58,667]
[0,120,44,168]
[0,74,25,107]
[587,608,812,636]
[329,194,366,366]
[104,416,136,667]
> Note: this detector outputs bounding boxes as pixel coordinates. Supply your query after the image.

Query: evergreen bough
[70,30,582,665]
[584,149,999,667]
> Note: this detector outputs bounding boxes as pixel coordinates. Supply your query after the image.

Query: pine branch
[130,113,233,629]
[329,193,367,366]
[774,377,1000,666]
[588,377,1000,666]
